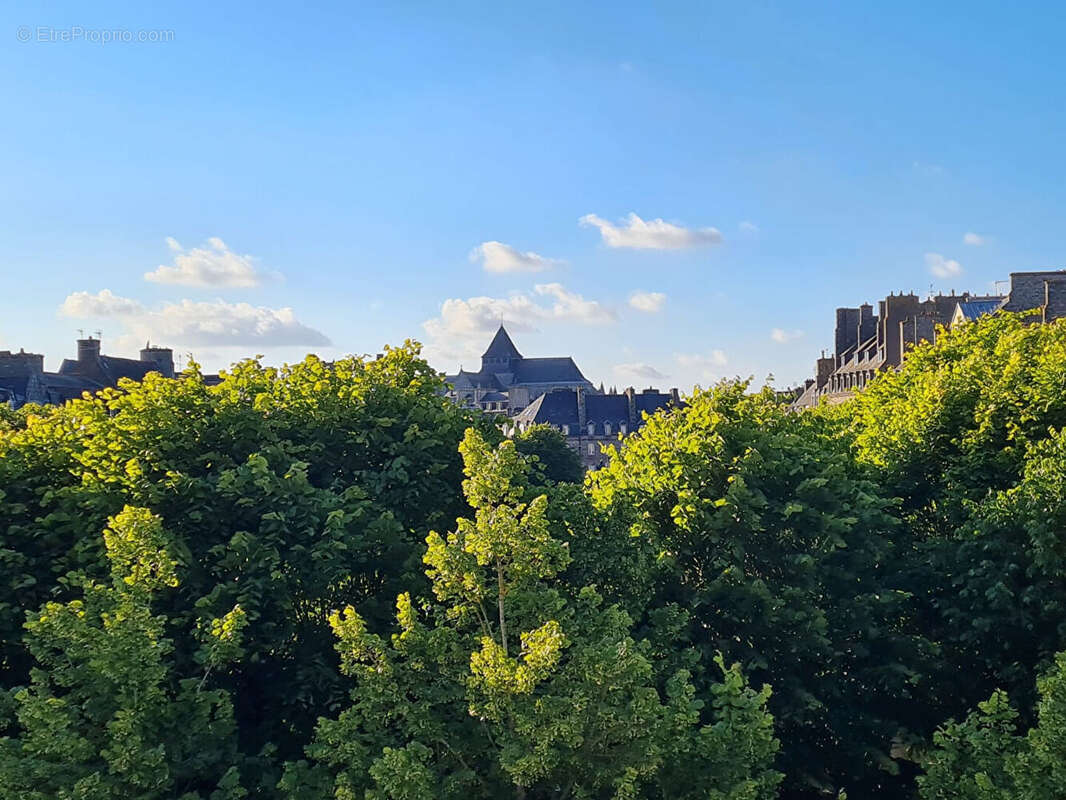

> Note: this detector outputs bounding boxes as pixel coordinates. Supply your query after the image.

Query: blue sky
[3,1,1065,389]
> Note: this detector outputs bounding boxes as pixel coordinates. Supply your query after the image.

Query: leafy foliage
[586,383,931,798]
[512,424,585,486]
[836,316,1066,726]
[0,507,246,799]
[0,343,482,782]
[285,430,782,799]
[918,651,1066,800]
[3,314,1066,799]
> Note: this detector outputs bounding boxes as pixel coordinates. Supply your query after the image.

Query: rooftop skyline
[4,1,1066,390]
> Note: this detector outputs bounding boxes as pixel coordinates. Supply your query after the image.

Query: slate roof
[512,357,588,385]
[956,299,1006,321]
[634,392,674,416]
[59,355,156,384]
[0,375,32,399]
[513,389,677,435]
[513,391,579,427]
[482,326,523,360]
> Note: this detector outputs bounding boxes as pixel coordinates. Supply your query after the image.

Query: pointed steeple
[482,325,522,361]
[481,325,523,373]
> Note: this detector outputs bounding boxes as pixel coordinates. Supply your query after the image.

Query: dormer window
[562,424,569,435]
[604,422,612,436]
[587,422,595,435]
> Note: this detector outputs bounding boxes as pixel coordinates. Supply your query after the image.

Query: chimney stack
[139,343,175,379]
[576,387,587,428]
[77,336,101,363]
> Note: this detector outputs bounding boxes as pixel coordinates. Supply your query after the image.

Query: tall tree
[0,343,484,781]
[284,430,782,799]
[585,383,932,799]
[0,507,247,799]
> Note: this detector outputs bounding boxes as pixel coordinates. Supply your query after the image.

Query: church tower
[480,325,523,373]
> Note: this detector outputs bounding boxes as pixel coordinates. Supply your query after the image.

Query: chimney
[670,387,681,405]
[624,386,637,430]
[576,387,587,428]
[815,355,835,390]
[139,343,175,379]
[77,336,101,363]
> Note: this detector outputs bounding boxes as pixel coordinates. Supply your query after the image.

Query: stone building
[0,336,178,409]
[790,269,1066,409]
[509,386,681,470]
[998,269,1066,322]
[444,326,596,413]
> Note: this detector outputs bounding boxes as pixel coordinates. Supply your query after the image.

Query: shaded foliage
[512,423,584,486]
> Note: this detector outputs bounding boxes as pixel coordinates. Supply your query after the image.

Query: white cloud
[60,289,143,317]
[925,252,963,279]
[422,284,615,363]
[675,350,728,379]
[144,237,272,288]
[580,212,723,250]
[963,232,986,246]
[628,291,666,313]
[614,362,668,381]
[739,221,759,234]
[470,241,561,273]
[770,328,804,343]
[59,290,329,347]
[533,283,617,324]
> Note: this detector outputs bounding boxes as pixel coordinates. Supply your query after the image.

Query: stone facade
[791,269,1066,410]
[0,337,180,409]
[999,270,1066,322]
[510,386,681,470]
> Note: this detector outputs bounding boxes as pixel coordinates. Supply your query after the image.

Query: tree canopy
[3,316,1066,799]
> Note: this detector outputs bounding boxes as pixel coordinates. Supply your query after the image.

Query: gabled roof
[482,326,522,361]
[513,391,579,427]
[512,357,589,385]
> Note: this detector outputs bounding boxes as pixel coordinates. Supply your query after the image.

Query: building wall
[0,351,44,378]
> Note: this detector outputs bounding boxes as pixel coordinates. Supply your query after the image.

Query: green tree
[838,315,1066,729]
[284,429,782,799]
[918,651,1066,800]
[846,313,1066,533]
[513,424,584,486]
[585,382,931,799]
[0,507,247,799]
[0,343,484,783]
